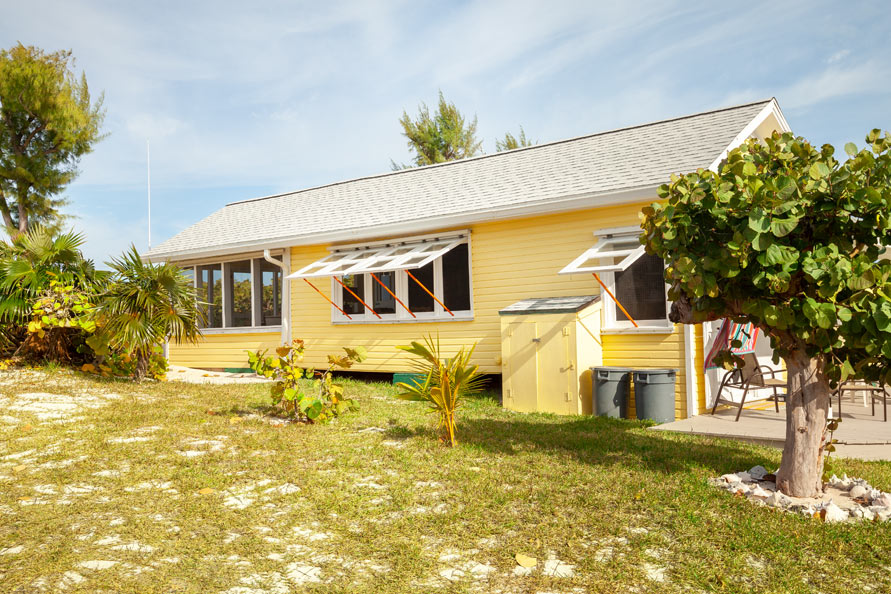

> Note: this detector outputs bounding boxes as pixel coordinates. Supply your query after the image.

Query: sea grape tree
[641,129,891,497]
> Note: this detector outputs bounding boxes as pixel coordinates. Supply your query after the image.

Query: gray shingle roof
[147,99,774,260]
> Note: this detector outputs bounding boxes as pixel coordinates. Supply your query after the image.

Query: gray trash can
[592,367,631,418]
[632,369,678,423]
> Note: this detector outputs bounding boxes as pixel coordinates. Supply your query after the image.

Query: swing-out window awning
[287,236,465,279]
[558,236,645,275]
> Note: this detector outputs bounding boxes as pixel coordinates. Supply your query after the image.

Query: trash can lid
[592,366,633,371]
[632,368,679,374]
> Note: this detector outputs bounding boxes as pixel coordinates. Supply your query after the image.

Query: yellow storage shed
[500,296,603,415]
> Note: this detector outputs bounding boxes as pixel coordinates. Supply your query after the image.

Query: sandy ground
[166,365,271,385]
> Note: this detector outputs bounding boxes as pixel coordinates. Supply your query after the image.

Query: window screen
[255,259,282,326]
[442,243,471,311]
[372,271,396,314]
[197,264,222,328]
[340,274,365,316]
[226,260,253,327]
[407,261,435,313]
[614,253,667,322]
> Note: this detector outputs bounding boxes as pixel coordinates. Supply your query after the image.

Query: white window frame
[177,251,286,334]
[320,233,474,325]
[561,227,671,332]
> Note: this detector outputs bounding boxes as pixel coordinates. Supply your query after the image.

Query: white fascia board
[707,99,791,172]
[145,184,661,262]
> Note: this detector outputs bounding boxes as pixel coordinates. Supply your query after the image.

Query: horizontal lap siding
[168,332,280,369]
[289,202,655,374]
[602,330,689,419]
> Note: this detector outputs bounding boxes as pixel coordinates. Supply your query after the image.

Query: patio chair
[834,380,888,422]
[710,353,786,421]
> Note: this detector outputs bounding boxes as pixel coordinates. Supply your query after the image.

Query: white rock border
[709,466,891,523]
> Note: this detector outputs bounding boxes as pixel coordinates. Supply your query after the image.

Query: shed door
[538,324,574,414]
[506,321,539,412]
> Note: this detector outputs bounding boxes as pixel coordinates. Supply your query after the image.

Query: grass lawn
[1,368,890,594]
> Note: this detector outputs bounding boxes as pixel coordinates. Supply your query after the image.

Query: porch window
[225,260,253,327]
[196,264,223,329]
[559,230,669,329]
[181,254,284,331]
[289,232,473,323]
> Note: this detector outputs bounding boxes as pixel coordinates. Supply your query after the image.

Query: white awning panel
[288,238,464,279]
[559,237,645,275]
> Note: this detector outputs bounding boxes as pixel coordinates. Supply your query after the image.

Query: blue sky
[2,0,889,263]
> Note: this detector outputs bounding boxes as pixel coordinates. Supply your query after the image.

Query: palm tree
[94,246,201,380]
[0,225,101,324]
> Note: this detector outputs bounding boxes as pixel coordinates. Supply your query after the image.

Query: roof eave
[145,183,662,262]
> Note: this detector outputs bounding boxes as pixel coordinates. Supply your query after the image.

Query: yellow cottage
[146,98,790,421]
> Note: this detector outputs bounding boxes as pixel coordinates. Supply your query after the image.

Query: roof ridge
[226,97,775,207]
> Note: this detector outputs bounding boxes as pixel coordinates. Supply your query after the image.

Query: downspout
[264,250,290,345]
[684,324,698,418]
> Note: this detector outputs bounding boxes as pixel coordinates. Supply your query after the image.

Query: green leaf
[809,162,830,179]
[770,216,800,238]
[748,211,770,233]
[844,142,858,157]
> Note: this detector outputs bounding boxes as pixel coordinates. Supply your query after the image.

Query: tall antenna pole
[147,139,152,249]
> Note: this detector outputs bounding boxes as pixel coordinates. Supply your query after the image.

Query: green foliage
[395,335,485,446]
[248,339,367,423]
[495,126,536,152]
[81,346,168,381]
[0,44,105,233]
[641,129,891,386]
[18,279,94,362]
[92,245,200,380]
[0,225,102,327]
[27,280,95,335]
[392,91,482,169]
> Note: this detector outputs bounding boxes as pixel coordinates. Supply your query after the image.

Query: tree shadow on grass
[458,415,777,477]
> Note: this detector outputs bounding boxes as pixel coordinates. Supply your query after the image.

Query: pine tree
[0,44,106,235]
[392,91,482,169]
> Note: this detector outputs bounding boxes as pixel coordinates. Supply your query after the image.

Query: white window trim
[180,250,286,333]
[563,228,672,332]
[329,234,474,325]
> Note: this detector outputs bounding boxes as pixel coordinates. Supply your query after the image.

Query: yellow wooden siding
[168,332,280,369]
[288,202,653,374]
[602,329,689,419]
[170,198,709,419]
[695,324,706,413]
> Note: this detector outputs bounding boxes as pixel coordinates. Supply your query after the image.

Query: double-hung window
[560,228,669,329]
[182,254,284,331]
[289,232,473,323]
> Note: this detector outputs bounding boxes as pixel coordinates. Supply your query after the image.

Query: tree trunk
[775,351,831,497]
[134,350,149,381]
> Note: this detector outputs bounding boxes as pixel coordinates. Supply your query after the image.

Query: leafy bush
[248,339,367,423]
[0,226,104,357]
[19,280,95,362]
[81,345,168,381]
[395,335,484,446]
[91,246,200,380]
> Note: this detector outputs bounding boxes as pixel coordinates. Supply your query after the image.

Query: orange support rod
[333,276,381,319]
[370,273,416,318]
[304,278,352,320]
[406,269,454,316]
[592,273,638,328]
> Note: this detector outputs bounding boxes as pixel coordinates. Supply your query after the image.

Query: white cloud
[827,49,851,64]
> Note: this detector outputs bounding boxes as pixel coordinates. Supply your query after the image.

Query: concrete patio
[652,399,891,460]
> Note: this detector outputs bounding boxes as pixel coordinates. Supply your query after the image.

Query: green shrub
[91,246,200,380]
[248,339,367,423]
[395,335,485,446]
[19,280,95,362]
